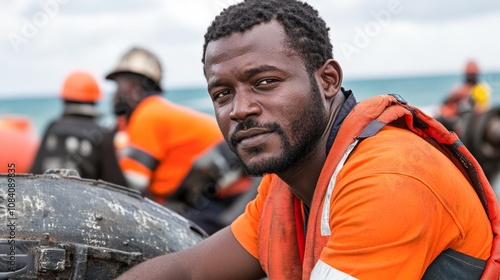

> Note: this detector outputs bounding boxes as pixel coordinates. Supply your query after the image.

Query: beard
[229,78,329,176]
[113,99,133,117]
[465,73,478,85]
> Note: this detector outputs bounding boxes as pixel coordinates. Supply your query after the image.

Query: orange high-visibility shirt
[231,125,492,279]
[120,95,223,199]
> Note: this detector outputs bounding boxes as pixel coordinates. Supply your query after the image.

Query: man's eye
[257,78,278,86]
[212,89,231,101]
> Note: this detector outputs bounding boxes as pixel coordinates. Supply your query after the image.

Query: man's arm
[116,226,266,280]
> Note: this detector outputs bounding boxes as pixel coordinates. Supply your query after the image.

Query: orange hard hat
[465,60,480,74]
[61,70,102,102]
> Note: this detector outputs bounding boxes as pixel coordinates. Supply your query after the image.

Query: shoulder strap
[258,176,303,279]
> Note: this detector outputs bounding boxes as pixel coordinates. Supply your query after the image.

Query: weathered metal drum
[0,169,207,279]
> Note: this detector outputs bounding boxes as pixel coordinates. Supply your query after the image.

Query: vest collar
[64,103,101,117]
[326,88,357,154]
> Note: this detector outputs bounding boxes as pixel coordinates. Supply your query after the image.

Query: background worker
[106,47,223,204]
[117,0,499,279]
[440,60,491,120]
[30,70,126,186]
[436,60,499,184]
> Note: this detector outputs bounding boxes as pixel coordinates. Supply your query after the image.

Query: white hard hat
[106,47,163,91]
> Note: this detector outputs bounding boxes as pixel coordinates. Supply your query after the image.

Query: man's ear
[317,59,343,99]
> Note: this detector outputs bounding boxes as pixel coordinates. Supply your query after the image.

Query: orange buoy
[0,115,40,173]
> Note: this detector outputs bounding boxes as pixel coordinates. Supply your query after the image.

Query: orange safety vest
[119,95,223,201]
[258,94,500,279]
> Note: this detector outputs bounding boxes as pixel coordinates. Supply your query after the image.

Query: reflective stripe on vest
[310,260,358,280]
[321,139,359,236]
[120,146,159,171]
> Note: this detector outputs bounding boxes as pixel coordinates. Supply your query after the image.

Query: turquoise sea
[1,72,500,137]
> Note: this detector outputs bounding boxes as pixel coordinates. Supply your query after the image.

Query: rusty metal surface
[0,170,207,279]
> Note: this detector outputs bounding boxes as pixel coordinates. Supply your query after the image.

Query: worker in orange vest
[105,47,224,204]
[31,70,126,186]
[117,1,500,279]
[440,60,491,119]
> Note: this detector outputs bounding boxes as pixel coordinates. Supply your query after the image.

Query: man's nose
[229,87,260,121]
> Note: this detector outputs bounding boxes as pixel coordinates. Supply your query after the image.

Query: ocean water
[1,72,500,137]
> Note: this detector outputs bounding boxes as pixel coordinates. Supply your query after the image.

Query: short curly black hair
[202,0,333,74]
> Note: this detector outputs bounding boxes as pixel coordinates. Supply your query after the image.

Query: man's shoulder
[338,124,473,200]
[130,96,174,123]
[137,95,170,111]
[340,125,451,178]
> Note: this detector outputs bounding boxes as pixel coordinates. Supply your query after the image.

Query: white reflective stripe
[124,170,150,192]
[310,260,358,280]
[321,140,359,236]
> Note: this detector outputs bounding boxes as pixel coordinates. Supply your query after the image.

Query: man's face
[204,21,328,176]
[112,76,142,118]
[465,73,478,85]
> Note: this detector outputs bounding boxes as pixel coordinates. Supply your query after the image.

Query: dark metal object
[437,106,500,183]
[0,169,207,279]
[460,107,500,182]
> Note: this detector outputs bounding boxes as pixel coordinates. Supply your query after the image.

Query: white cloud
[0,0,499,97]
[335,10,500,79]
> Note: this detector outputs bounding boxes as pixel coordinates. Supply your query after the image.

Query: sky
[1,0,500,98]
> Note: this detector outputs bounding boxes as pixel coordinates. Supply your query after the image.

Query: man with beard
[106,47,223,204]
[117,1,499,279]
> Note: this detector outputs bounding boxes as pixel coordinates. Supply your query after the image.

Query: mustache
[229,119,280,148]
